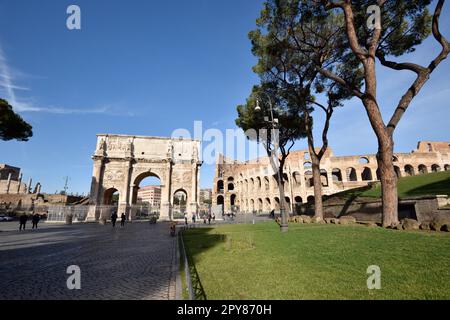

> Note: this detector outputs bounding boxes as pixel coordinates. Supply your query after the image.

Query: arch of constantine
[213,141,450,214]
[86,134,201,221]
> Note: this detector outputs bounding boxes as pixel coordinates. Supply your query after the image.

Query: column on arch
[189,162,199,216]
[160,162,173,221]
[119,159,133,220]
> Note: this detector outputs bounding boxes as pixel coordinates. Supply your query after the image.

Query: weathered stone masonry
[213,141,450,214]
[86,134,201,221]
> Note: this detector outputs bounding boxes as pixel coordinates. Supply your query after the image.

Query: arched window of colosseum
[346,168,357,181]
[293,172,301,185]
[265,198,271,211]
[274,197,280,210]
[227,177,234,182]
[332,168,342,182]
[256,177,262,189]
[285,197,291,211]
[304,161,312,169]
[258,198,263,212]
[283,173,289,184]
[320,169,328,187]
[431,164,441,172]
[230,194,236,206]
[393,156,399,162]
[394,166,402,178]
[418,165,428,174]
[307,196,315,204]
[228,183,234,191]
[294,196,302,214]
[304,170,313,187]
[361,167,373,181]
[217,195,224,206]
[217,180,224,193]
[250,178,255,189]
[359,157,369,164]
[404,165,415,176]
[264,176,270,190]
[250,199,255,212]
[445,164,450,171]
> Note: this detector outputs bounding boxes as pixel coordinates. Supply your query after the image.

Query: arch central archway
[131,173,162,219]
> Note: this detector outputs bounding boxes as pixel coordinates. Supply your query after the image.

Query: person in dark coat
[208,213,212,225]
[32,213,40,229]
[120,213,126,227]
[111,212,118,227]
[19,213,28,230]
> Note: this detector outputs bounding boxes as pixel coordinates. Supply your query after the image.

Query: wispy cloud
[0,44,18,107]
[13,103,111,114]
[0,42,129,116]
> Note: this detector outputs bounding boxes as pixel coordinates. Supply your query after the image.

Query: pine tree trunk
[377,138,399,227]
[362,57,399,228]
[311,157,324,220]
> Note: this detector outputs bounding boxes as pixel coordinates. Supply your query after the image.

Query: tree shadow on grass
[404,177,450,197]
[181,227,226,300]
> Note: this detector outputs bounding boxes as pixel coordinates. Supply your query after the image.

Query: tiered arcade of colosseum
[212,141,450,214]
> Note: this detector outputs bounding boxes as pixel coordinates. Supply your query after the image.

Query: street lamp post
[255,95,289,232]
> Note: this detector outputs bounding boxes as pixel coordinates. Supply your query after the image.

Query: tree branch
[316,67,364,99]
[386,0,450,137]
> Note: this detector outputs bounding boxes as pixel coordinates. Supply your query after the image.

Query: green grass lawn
[332,170,450,199]
[182,222,450,299]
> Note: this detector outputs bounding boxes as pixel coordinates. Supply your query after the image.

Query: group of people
[183,212,215,225]
[18,213,41,231]
[110,212,126,228]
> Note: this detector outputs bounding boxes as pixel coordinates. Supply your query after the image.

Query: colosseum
[212,141,450,214]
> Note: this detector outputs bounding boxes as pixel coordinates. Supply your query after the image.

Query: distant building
[137,185,161,208]
[0,164,31,194]
[200,188,212,203]
[0,164,21,181]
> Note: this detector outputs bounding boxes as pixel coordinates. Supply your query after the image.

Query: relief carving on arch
[106,138,132,152]
[104,169,125,182]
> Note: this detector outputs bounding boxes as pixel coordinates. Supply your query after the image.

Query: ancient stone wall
[212,141,450,214]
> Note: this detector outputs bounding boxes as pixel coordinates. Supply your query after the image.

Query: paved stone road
[0,221,179,300]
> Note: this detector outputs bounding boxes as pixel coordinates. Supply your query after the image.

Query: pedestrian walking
[111,212,118,228]
[120,213,126,227]
[19,213,28,231]
[208,213,211,225]
[270,209,275,219]
[184,213,188,225]
[192,214,196,224]
[32,213,40,229]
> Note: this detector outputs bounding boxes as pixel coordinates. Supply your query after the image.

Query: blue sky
[0,0,449,194]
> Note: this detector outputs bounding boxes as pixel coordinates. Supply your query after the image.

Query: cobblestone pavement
[0,221,178,300]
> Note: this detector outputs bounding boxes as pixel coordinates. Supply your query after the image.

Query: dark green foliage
[345,0,432,57]
[235,83,307,154]
[0,99,33,141]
